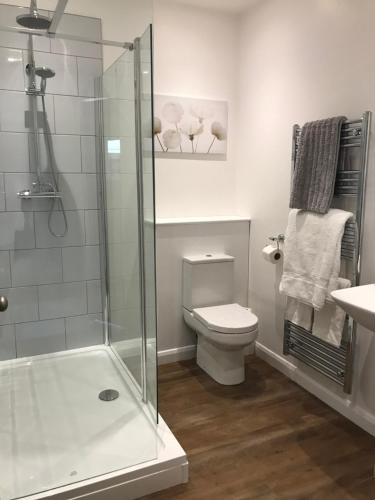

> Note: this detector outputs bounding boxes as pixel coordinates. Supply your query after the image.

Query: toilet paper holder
[268,234,285,251]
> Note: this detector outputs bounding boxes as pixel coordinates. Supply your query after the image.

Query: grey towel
[290,116,346,214]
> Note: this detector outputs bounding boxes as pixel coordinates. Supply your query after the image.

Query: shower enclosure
[0,2,178,500]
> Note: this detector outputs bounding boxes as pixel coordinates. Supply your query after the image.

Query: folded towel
[290,116,346,214]
[279,208,353,310]
[312,278,351,346]
[286,298,313,331]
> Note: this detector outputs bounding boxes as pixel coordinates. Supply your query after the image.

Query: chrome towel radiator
[283,111,371,394]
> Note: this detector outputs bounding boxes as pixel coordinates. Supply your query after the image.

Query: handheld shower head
[35,66,55,93]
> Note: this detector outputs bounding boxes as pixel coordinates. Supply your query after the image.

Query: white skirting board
[158,345,197,365]
[157,343,255,365]
[256,341,375,437]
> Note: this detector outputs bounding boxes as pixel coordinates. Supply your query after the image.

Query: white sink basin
[331,284,375,332]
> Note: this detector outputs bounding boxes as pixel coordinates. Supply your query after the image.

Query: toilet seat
[192,303,258,334]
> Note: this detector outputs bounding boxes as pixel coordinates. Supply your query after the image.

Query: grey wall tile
[54,95,95,135]
[81,135,96,173]
[0,133,29,173]
[0,324,16,360]
[0,286,38,326]
[38,282,87,320]
[10,248,62,286]
[0,48,24,91]
[0,212,35,250]
[0,5,50,52]
[87,280,102,313]
[0,91,54,133]
[77,57,102,97]
[0,251,11,288]
[84,210,99,245]
[16,319,66,357]
[65,313,103,349]
[58,173,97,209]
[26,50,78,96]
[62,245,100,282]
[35,210,85,248]
[30,134,82,174]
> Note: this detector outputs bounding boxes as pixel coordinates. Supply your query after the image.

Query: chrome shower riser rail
[0,24,133,49]
[286,111,371,394]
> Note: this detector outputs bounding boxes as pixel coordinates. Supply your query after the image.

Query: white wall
[236,0,375,434]
[153,0,238,218]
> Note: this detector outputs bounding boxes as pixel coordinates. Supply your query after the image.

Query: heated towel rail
[283,111,371,394]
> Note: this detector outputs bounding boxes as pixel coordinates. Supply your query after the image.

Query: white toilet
[182,253,258,385]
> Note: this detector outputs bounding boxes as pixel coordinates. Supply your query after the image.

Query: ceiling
[173,0,259,15]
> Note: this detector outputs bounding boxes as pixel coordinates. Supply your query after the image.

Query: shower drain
[98,389,119,401]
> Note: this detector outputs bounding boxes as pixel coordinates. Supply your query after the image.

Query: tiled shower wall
[0,4,104,359]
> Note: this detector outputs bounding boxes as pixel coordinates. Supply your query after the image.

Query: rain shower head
[16,0,51,30]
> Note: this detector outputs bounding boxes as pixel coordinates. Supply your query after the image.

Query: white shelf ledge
[156,215,251,226]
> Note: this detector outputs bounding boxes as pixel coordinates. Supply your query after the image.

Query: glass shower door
[101,26,157,419]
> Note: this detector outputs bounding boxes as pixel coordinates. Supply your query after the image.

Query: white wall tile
[50,13,101,59]
[0,5,50,52]
[65,313,103,349]
[10,248,62,286]
[4,173,51,212]
[108,242,139,279]
[62,246,100,282]
[105,173,137,210]
[0,251,11,288]
[0,174,5,211]
[0,212,35,250]
[26,51,78,96]
[29,134,82,174]
[77,58,102,97]
[16,319,66,357]
[38,282,87,320]
[103,99,135,137]
[0,48,24,91]
[58,173,97,209]
[0,324,16,360]
[84,210,99,245]
[87,280,102,313]
[107,208,138,244]
[0,286,38,326]
[0,133,29,173]
[0,91,54,133]
[104,136,136,174]
[81,135,96,173]
[54,95,95,135]
[35,210,85,248]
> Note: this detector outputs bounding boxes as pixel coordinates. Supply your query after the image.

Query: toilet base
[196,335,247,385]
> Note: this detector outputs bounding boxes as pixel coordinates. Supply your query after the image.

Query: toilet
[182,253,258,385]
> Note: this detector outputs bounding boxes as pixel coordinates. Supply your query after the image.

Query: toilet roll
[262,244,282,263]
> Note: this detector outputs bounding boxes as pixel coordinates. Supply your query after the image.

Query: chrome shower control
[0,296,8,312]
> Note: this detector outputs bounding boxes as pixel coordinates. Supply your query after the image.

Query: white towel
[286,298,313,330]
[279,208,353,310]
[312,278,351,346]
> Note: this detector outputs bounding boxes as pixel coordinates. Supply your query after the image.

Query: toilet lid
[193,303,258,334]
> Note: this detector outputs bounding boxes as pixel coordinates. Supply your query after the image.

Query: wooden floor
[141,356,375,500]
